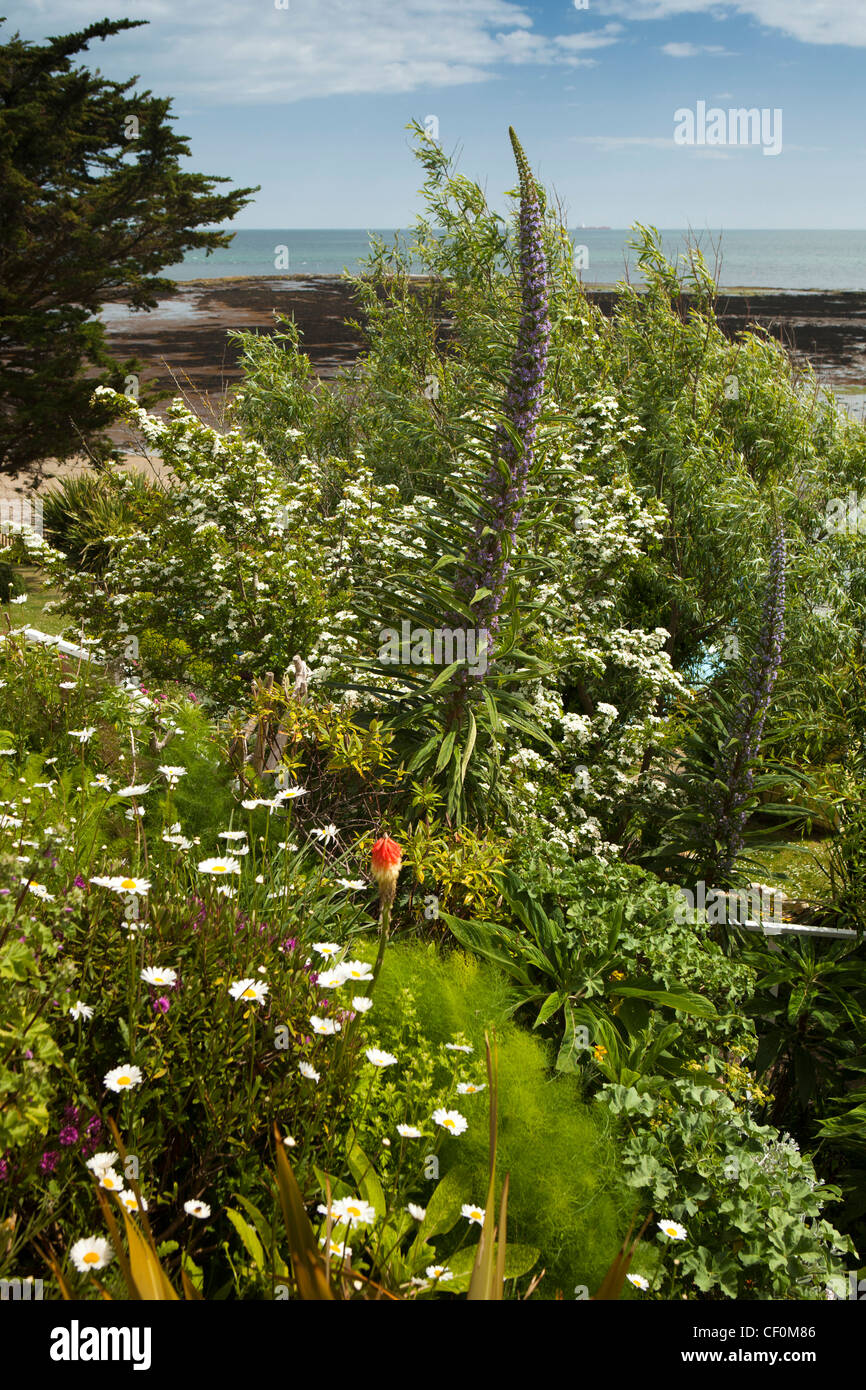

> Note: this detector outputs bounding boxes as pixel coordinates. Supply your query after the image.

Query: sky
[5,0,866,228]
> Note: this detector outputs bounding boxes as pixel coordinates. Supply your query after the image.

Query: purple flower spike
[459,128,551,646]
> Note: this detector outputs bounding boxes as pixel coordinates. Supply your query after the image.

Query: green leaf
[226,1207,265,1272]
[611,979,718,1018]
[447,1241,538,1292]
[535,990,569,1028]
[460,709,477,784]
[345,1135,387,1219]
[434,729,457,773]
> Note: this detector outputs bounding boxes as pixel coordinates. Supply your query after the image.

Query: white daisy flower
[103,1063,143,1093]
[330,1196,376,1226]
[89,875,150,895]
[69,1237,113,1273]
[198,857,241,875]
[627,1273,649,1290]
[118,1190,148,1213]
[341,960,373,982]
[299,1061,320,1082]
[316,969,348,989]
[445,1043,473,1054]
[282,1135,297,1148]
[397,1124,423,1139]
[217,829,248,841]
[425,1265,453,1281]
[352,996,373,1013]
[158,765,187,785]
[229,978,269,1005]
[313,942,341,958]
[140,966,177,988]
[115,784,151,797]
[337,878,367,890]
[365,1048,398,1068]
[22,880,54,900]
[86,1151,119,1175]
[310,1015,341,1036]
[90,774,112,788]
[657,1219,687,1241]
[58,680,77,689]
[319,1235,353,1260]
[461,1203,485,1226]
[68,727,96,743]
[406,1202,426,1220]
[184,1200,211,1219]
[432,1108,468,1136]
[98,1169,125,1193]
[69,1000,94,1021]
[309,824,339,843]
[456,1082,486,1095]
[274,786,307,801]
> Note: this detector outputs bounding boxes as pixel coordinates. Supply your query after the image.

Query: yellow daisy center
[83,1252,99,1265]
[121,879,136,890]
[444,1119,455,1129]
[242,988,256,999]
[213,865,227,873]
[117,1075,132,1086]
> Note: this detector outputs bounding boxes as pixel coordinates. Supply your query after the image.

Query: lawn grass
[749,839,833,901]
[0,563,70,637]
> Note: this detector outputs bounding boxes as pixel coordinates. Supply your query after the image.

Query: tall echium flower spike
[703,525,787,882]
[457,127,551,648]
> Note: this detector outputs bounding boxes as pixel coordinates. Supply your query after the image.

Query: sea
[167,228,866,290]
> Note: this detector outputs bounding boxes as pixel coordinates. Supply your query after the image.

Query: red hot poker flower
[371,835,402,906]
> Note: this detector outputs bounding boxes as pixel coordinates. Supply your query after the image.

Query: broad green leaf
[226,1207,266,1271]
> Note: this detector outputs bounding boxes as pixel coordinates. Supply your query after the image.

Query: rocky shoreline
[100,275,866,432]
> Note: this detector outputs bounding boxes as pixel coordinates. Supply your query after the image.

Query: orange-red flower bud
[371,835,402,906]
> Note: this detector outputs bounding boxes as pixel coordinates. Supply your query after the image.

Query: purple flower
[0,1157,10,1181]
[152,995,170,1015]
[458,128,550,645]
[39,1151,59,1174]
[73,875,87,889]
[59,1125,78,1146]
[86,1115,102,1137]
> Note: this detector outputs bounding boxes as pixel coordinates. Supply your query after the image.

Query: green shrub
[364,939,634,1297]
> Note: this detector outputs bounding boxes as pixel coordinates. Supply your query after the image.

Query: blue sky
[6,0,866,227]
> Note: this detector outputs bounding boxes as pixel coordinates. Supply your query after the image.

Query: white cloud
[6,1,624,104]
[661,42,730,56]
[554,23,624,52]
[592,0,866,47]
